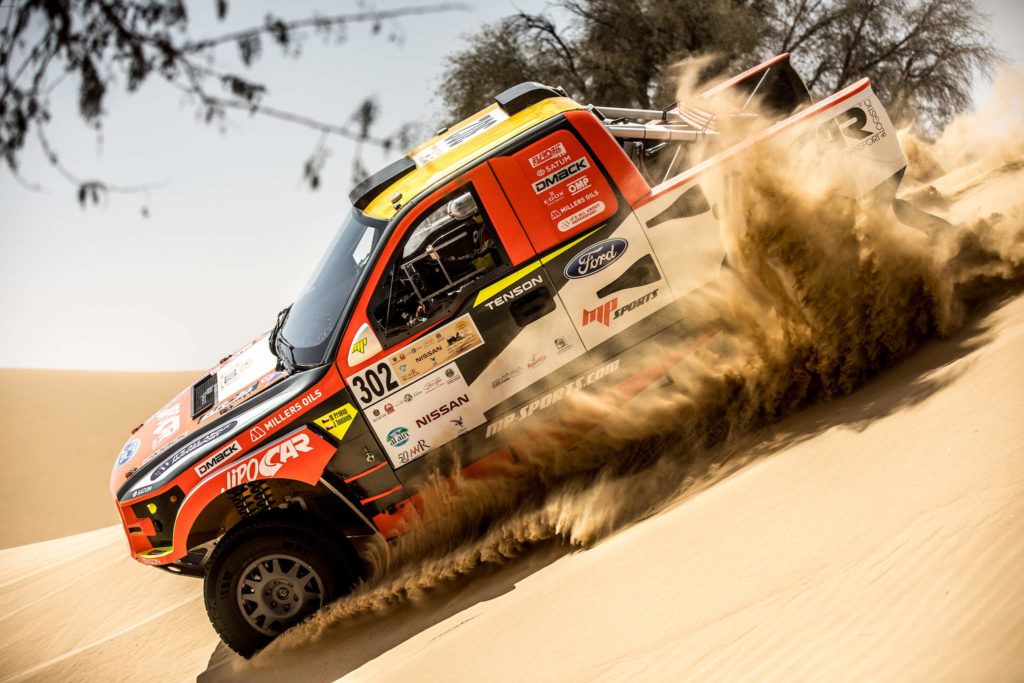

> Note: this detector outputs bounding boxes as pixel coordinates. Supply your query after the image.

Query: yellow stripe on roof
[363,97,583,221]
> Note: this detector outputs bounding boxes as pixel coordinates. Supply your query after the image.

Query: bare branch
[182,4,471,53]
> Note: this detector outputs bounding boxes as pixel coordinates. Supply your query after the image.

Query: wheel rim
[236,553,325,636]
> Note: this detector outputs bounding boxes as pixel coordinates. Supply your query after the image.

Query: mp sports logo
[582,299,618,327]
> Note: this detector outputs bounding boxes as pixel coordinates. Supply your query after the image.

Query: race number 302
[349,362,400,405]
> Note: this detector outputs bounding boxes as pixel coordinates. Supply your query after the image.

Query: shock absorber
[228,486,252,518]
[248,481,276,511]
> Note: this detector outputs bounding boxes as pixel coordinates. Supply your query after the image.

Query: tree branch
[181,3,471,53]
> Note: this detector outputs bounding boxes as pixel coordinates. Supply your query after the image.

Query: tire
[203,513,358,658]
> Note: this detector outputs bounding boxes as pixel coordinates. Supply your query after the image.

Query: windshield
[280,208,385,366]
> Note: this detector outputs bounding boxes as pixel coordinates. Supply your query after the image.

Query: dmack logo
[222,433,312,491]
[564,238,627,279]
[533,158,589,194]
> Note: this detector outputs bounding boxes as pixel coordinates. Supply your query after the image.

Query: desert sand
[0,369,199,548]
[0,291,1020,682]
[2,82,1023,682]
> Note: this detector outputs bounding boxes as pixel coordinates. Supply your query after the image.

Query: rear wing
[590,54,814,144]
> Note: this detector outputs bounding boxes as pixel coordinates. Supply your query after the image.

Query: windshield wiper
[269,305,296,373]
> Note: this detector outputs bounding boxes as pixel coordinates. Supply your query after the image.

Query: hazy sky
[1,0,1020,372]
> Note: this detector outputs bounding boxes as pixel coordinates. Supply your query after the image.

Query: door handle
[509,286,556,327]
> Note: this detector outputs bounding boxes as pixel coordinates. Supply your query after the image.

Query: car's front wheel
[203,513,358,657]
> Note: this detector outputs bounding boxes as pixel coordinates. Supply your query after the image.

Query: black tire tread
[203,511,355,658]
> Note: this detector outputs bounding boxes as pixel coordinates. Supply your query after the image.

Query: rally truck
[110,54,907,656]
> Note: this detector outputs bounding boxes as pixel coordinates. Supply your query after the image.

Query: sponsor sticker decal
[557,201,605,232]
[387,427,410,447]
[582,299,618,327]
[581,289,659,327]
[249,389,324,443]
[532,158,590,194]
[316,404,357,440]
[116,439,140,467]
[351,338,367,355]
[194,440,241,477]
[221,433,314,491]
[149,420,239,482]
[151,402,181,449]
[394,439,430,466]
[528,142,567,168]
[486,359,621,437]
[564,238,627,278]
[387,314,484,384]
[415,395,470,428]
[483,275,545,310]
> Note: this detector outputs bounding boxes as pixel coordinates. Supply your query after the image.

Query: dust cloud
[255,69,1024,662]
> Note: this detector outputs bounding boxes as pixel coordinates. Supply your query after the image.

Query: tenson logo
[416,395,470,428]
[564,238,627,279]
[532,158,589,193]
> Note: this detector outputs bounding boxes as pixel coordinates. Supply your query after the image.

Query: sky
[1,0,1021,372]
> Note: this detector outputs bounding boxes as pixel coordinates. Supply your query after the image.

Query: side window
[369,188,508,344]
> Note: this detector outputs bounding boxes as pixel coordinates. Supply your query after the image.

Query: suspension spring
[228,486,252,518]
[248,481,276,511]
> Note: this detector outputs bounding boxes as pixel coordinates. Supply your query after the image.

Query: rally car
[110,54,907,656]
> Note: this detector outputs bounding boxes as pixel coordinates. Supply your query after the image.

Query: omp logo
[222,433,312,491]
[582,299,618,327]
[351,338,367,354]
[528,142,567,168]
[564,238,627,278]
[194,440,241,477]
[567,177,591,194]
[532,158,589,194]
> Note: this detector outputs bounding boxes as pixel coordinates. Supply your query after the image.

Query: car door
[490,125,677,353]
[339,164,584,476]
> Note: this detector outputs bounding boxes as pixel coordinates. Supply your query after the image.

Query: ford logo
[564,238,627,279]
[116,439,140,467]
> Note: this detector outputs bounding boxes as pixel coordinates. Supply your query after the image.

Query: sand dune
[3,80,1023,682]
[0,369,198,548]
[1,293,1020,682]
[208,293,1024,682]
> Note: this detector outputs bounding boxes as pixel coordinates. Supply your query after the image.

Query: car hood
[109,330,285,497]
